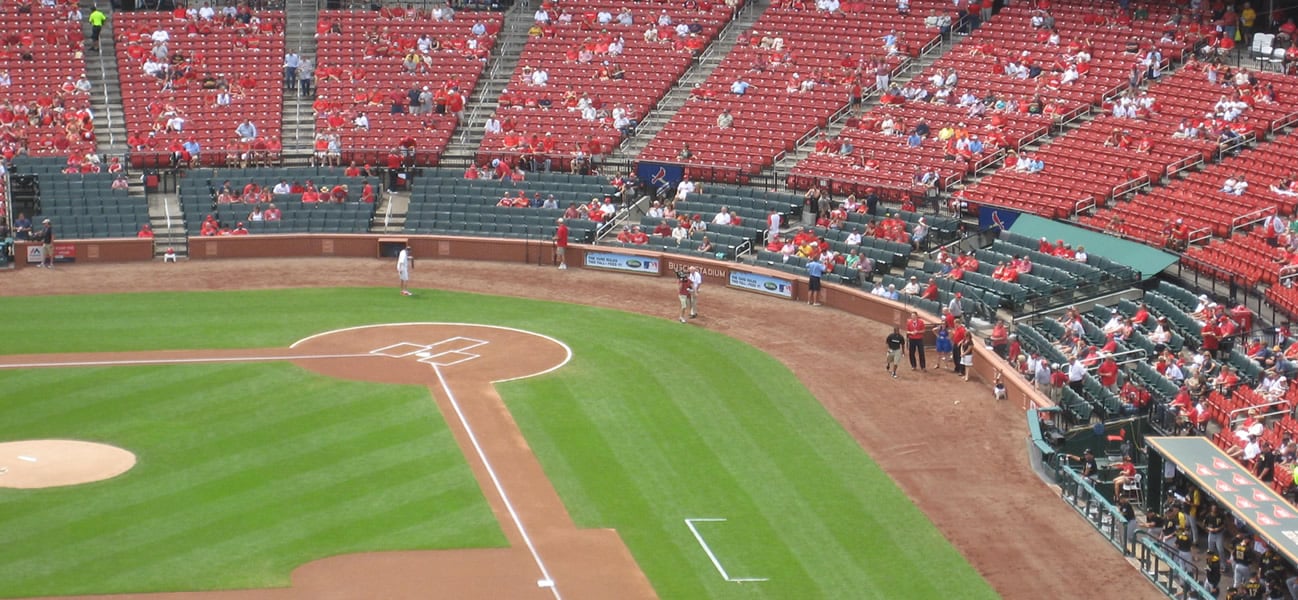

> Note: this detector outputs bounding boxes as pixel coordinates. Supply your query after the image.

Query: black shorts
[808,276,821,291]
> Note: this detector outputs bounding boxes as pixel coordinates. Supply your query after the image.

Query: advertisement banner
[54,243,77,262]
[26,243,77,264]
[583,251,661,275]
[978,206,1022,232]
[636,162,684,196]
[728,270,794,299]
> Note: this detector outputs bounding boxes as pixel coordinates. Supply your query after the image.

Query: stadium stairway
[149,192,187,260]
[281,0,321,165]
[608,0,773,162]
[441,2,534,162]
[83,2,127,159]
[370,189,410,234]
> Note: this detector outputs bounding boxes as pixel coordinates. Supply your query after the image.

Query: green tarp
[1009,214,1178,281]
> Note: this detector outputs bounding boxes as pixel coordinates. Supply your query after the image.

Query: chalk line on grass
[433,364,563,600]
[684,518,769,583]
[0,353,376,370]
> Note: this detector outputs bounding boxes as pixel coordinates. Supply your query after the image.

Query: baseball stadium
[3,0,1298,598]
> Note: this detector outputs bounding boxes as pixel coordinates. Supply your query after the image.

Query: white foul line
[0,353,377,370]
[432,364,562,599]
[684,518,769,583]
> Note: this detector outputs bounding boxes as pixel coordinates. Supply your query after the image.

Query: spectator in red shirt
[921,277,939,301]
[1096,353,1119,392]
[629,226,649,245]
[906,311,928,370]
[1201,321,1221,358]
[1111,455,1137,497]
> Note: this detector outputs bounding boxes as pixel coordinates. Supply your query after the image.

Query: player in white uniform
[397,245,413,296]
[687,266,702,318]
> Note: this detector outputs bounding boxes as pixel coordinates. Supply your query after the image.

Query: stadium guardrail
[1054,461,1212,600]
[1131,532,1214,600]
[1054,461,1129,552]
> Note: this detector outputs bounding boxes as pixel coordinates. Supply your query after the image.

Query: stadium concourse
[4,0,1298,597]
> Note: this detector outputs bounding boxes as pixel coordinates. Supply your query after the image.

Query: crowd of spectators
[211,177,378,206]
[116,5,284,167]
[0,0,98,159]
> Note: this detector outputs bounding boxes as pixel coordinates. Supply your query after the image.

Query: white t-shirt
[397,248,411,276]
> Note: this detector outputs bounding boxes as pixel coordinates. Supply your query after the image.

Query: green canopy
[1009,214,1178,281]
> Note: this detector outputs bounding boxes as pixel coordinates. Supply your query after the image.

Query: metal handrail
[1280,264,1298,286]
[1227,399,1290,428]
[1112,175,1149,199]
[1131,531,1213,600]
[1085,347,1147,368]
[1218,131,1254,158]
[1231,206,1275,233]
[1073,195,1096,217]
[1167,154,1202,177]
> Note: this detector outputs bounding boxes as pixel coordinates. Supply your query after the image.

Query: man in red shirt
[553,217,569,269]
[1096,353,1119,392]
[1201,321,1220,358]
[1111,455,1137,498]
[906,311,928,370]
[629,226,648,245]
[921,278,939,301]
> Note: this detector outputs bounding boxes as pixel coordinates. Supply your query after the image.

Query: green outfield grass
[0,362,504,597]
[0,288,995,599]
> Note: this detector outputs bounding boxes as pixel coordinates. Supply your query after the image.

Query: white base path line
[684,518,769,583]
[0,353,376,370]
[432,364,562,599]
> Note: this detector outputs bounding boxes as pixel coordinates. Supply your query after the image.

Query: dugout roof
[1147,436,1298,564]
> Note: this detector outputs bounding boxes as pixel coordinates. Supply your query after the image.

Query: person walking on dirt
[885,327,905,378]
[676,270,692,323]
[553,218,569,269]
[38,219,54,268]
[686,266,701,318]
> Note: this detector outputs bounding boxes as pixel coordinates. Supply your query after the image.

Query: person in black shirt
[1244,572,1263,600]
[1144,510,1166,541]
[884,327,905,379]
[1065,449,1099,480]
[1232,533,1256,585]
[1168,526,1193,569]
[1117,495,1137,549]
[1254,442,1277,482]
[1204,503,1227,559]
[37,218,53,268]
[1205,550,1222,597]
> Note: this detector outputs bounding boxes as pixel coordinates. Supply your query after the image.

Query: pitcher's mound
[0,440,136,489]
